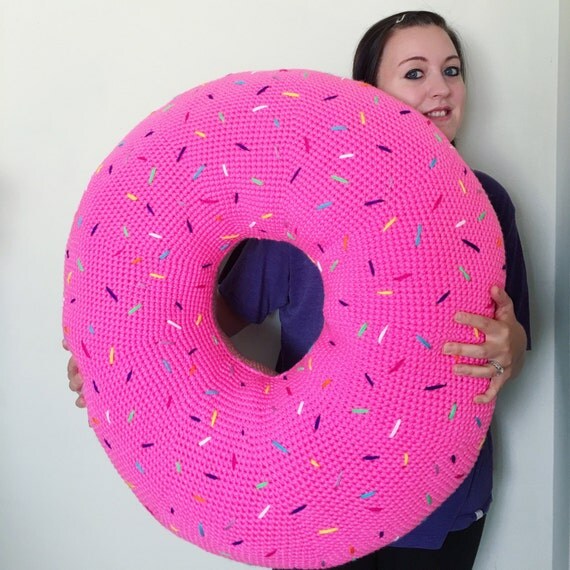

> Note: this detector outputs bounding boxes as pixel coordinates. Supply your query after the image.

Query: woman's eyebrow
[398,55,460,66]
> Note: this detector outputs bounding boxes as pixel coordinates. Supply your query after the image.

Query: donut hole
[215,238,325,374]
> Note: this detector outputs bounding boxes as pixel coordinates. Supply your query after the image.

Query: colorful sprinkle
[389,419,402,438]
[383,217,397,232]
[272,441,289,454]
[258,505,271,519]
[318,528,339,535]
[478,211,487,222]
[352,408,369,415]
[331,175,349,184]
[360,491,376,499]
[251,177,264,186]
[357,323,368,337]
[459,180,467,195]
[317,201,333,210]
[290,504,307,515]
[193,165,206,180]
[458,266,471,281]
[449,403,458,420]
[416,335,432,349]
[415,225,422,247]
[437,291,451,305]
[148,167,157,184]
[128,303,142,315]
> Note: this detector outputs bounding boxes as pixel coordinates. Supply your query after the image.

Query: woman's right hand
[63,339,86,408]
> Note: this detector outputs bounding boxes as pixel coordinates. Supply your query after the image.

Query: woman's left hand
[442,286,527,405]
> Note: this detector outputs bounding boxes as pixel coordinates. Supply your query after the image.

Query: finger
[474,380,502,404]
[75,394,86,408]
[490,286,514,315]
[453,311,498,333]
[452,362,503,379]
[67,356,79,379]
[62,339,69,351]
[444,342,490,360]
[69,373,84,392]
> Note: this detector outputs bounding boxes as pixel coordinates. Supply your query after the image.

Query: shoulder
[473,170,516,225]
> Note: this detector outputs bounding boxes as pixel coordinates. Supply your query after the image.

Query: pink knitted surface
[63,69,504,568]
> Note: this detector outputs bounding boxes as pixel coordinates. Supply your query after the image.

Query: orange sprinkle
[261,213,273,219]
[342,235,349,251]
[404,452,410,467]
[125,480,136,489]
[195,131,206,138]
[91,417,101,426]
[150,273,165,279]
[310,458,320,468]
[376,290,394,296]
[214,215,222,222]
[459,180,467,195]
[264,384,271,395]
[221,234,240,240]
[169,524,180,533]
[308,357,313,371]
[193,495,207,504]
[349,546,356,555]
[126,193,138,201]
[474,327,480,340]
[131,257,142,264]
[109,346,115,365]
[497,237,504,248]
[189,364,197,376]
[195,314,203,326]
[322,378,332,389]
[318,528,339,535]
[211,409,218,427]
[95,164,103,174]
[360,111,366,125]
[383,217,397,232]
[67,271,73,284]
[282,92,300,98]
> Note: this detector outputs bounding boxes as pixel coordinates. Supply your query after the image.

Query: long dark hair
[352,11,465,86]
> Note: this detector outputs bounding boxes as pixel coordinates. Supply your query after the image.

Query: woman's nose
[426,73,451,98]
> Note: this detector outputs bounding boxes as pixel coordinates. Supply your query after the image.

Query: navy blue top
[218,170,531,549]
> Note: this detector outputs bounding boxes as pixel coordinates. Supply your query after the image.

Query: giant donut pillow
[63,69,504,568]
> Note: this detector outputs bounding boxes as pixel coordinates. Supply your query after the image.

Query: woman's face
[376,25,466,142]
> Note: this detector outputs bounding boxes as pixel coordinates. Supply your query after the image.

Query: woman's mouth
[425,108,451,119]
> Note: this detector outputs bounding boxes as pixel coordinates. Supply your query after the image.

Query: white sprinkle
[297,401,304,415]
[167,320,182,330]
[339,153,354,159]
[258,505,271,519]
[105,410,111,424]
[149,232,162,239]
[252,105,268,112]
[199,436,212,447]
[378,324,389,344]
[222,164,228,177]
[456,220,466,228]
[274,145,280,158]
[335,470,343,487]
[249,221,257,228]
[475,510,484,521]
[316,261,323,273]
[389,419,402,439]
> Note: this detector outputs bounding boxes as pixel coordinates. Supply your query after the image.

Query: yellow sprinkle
[126,193,138,201]
[195,131,206,138]
[95,163,103,174]
[310,458,320,468]
[125,480,136,489]
[318,527,339,535]
[264,384,271,395]
[282,92,300,98]
[404,452,410,467]
[322,378,332,389]
[195,314,203,326]
[221,234,240,240]
[360,111,366,125]
[150,273,165,279]
[67,271,73,284]
[211,409,218,427]
[169,524,180,533]
[478,437,486,450]
[131,257,142,264]
[342,235,349,251]
[261,213,273,219]
[474,327,480,340]
[376,290,394,296]
[459,180,467,195]
[383,217,397,232]
[189,364,197,376]
[193,494,207,504]
[109,346,115,365]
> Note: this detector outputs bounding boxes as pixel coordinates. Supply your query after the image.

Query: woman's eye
[404,69,424,80]
[444,66,461,77]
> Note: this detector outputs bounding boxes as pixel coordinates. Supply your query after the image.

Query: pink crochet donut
[63,69,504,568]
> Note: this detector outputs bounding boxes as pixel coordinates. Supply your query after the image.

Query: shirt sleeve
[218,239,291,325]
[474,171,532,348]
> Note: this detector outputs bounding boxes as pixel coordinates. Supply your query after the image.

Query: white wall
[0,1,565,569]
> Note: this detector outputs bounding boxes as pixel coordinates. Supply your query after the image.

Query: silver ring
[489,359,505,376]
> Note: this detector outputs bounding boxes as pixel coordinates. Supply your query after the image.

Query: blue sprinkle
[88,324,95,334]
[331,125,348,131]
[135,461,144,474]
[274,118,280,128]
[193,165,206,180]
[234,80,246,85]
[416,335,432,349]
[415,225,423,247]
[272,441,289,454]
[163,360,172,373]
[317,201,333,210]
[360,491,377,500]
[206,390,219,396]
[77,216,83,228]
[198,522,205,537]
[475,417,482,428]
[429,158,437,169]
[160,250,170,260]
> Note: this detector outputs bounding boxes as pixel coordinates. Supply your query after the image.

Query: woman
[67,11,531,570]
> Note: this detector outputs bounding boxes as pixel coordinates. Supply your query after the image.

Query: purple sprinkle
[236,143,250,151]
[190,416,201,422]
[188,348,198,356]
[462,239,481,253]
[363,455,380,461]
[368,260,375,276]
[234,192,239,204]
[232,540,244,546]
[290,167,301,183]
[66,249,69,258]
[106,287,118,302]
[108,165,113,174]
[400,110,411,115]
[205,473,219,480]
[451,455,457,463]
[104,439,112,449]
[170,507,175,514]
[437,291,451,305]
[290,504,307,515]
[365,373,374,387]
[186,219,193,233]
[364,199,384,206]
[329,340,336,346]
[379,531,385,538]
[91,223,99,236]
[145,131,154,137]
[146,203,154,215]
[257,85,270,95]
[70,298,76,303]
[207,94,214,99]
[175,302,183,310]
[142,443,154,448]
[126,370,133,382]
[324,95,338,101]
[176,146,187,162]
[202,263,213,269]
[317,243,324,253]
[425,384,447,391]
[93,380,99,394]
[339,300,349,307]
[314,415,321,431]
[377,145,392,153]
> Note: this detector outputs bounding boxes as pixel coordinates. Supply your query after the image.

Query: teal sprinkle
[429,158,437,169]
[135,461,144,474]
[198,522,205,537]
[218,112,225,122]
[128,303,142,315]
[415,224,422,247]
[159,250,170,260]
[256,482,269,490]
[193,164,206,180]
[317,201,333,210]
[286,232,296,241]
[272,441,290,454]
[360,491,376,499]
[176,461,182,473]
[77,259,85,272]
[449,404,458,420]
[434,133,443,142]
[148,167,157,185]
[163,360,172,373]
[459,266,471,281]
[274,118,280,128]
[127,410,135,423]
[416,335,432,349]
[478,211,487,222]
[331,125,348,131]
[475,417,482,428]
[123,226,129,238]
[374,96,379,105]
[88,324,95,334]
[426,494,433,506]
[358,323,368,337]
[330,260,339,272]
[331,175,349,184]
[251,177,264,186]
[352,408,369,415]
